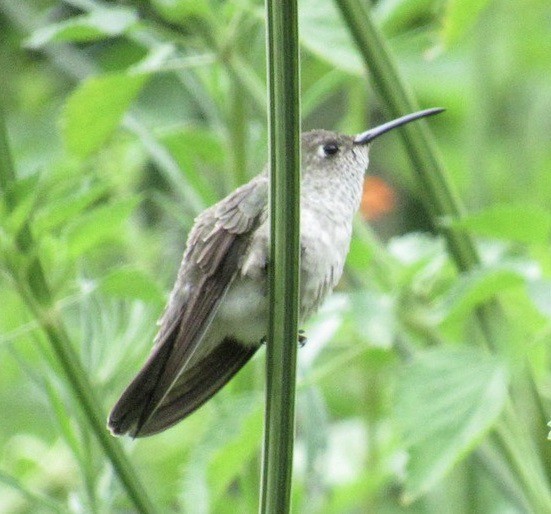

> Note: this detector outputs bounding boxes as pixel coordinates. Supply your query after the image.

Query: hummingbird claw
[259,331,307,347]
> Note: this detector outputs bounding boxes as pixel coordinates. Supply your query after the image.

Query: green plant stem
[260,0,301,512]
[0,108,157,514]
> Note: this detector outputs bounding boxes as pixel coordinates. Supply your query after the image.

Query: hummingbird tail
[108,337,257,437]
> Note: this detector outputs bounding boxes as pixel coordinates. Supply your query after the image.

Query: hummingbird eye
[321,142,339,157]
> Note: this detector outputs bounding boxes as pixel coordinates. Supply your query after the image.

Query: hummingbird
[108,107,444,437]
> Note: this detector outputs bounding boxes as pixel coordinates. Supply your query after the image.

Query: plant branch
[260,0,301,512]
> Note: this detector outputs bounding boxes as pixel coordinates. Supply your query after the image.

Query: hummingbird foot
[258,331,307,347]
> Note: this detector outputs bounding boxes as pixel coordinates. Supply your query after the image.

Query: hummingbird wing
[126,337,257,436]
[108,176,268,437]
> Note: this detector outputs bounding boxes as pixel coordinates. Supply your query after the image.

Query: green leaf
[320,467,386,514]
[346,234,375,271]
[449,204,551,244]
[159,127,223,205]
[129,44,176,74]
[2,175,42,236]
[151,0,212,23]
[99,268,164,304]
[33,184,108,233]
[35,234,71,292]
[65,197,140,258]
[389,232,445,267]
[181,396,263,513]
[395,348,508,503]
[208,405,263,502]
[25,7,138,48]
[441,0,492,47]
[299,0,363,75]
[432,265,526,325]
[62,72,148,157]
[349,290,396,348]
[372,0,435,37]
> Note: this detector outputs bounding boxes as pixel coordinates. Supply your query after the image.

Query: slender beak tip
[353,107,445,145]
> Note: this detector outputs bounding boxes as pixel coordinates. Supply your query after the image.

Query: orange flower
[360,176,396,220]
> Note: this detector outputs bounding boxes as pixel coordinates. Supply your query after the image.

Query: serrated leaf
[65,197,140,257]
[395,348,508,503]
[299,0,363,75]
[450,204,551,244]
[99,268,164,304]
[433,265,526,324]
[25,7,138,48]
[62,72,148,157]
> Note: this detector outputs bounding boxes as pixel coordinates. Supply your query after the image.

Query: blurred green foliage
[1,0,551,512]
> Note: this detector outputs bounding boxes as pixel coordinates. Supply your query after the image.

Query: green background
[1,0,551,512]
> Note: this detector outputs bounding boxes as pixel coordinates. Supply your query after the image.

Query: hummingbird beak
[353,107,445,145]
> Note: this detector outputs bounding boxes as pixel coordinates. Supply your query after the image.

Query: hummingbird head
[301,107,444,181]
[301,130,368,180]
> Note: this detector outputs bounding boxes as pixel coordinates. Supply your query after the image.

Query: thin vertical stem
[261,0,301,512]
[0,107,157,514]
